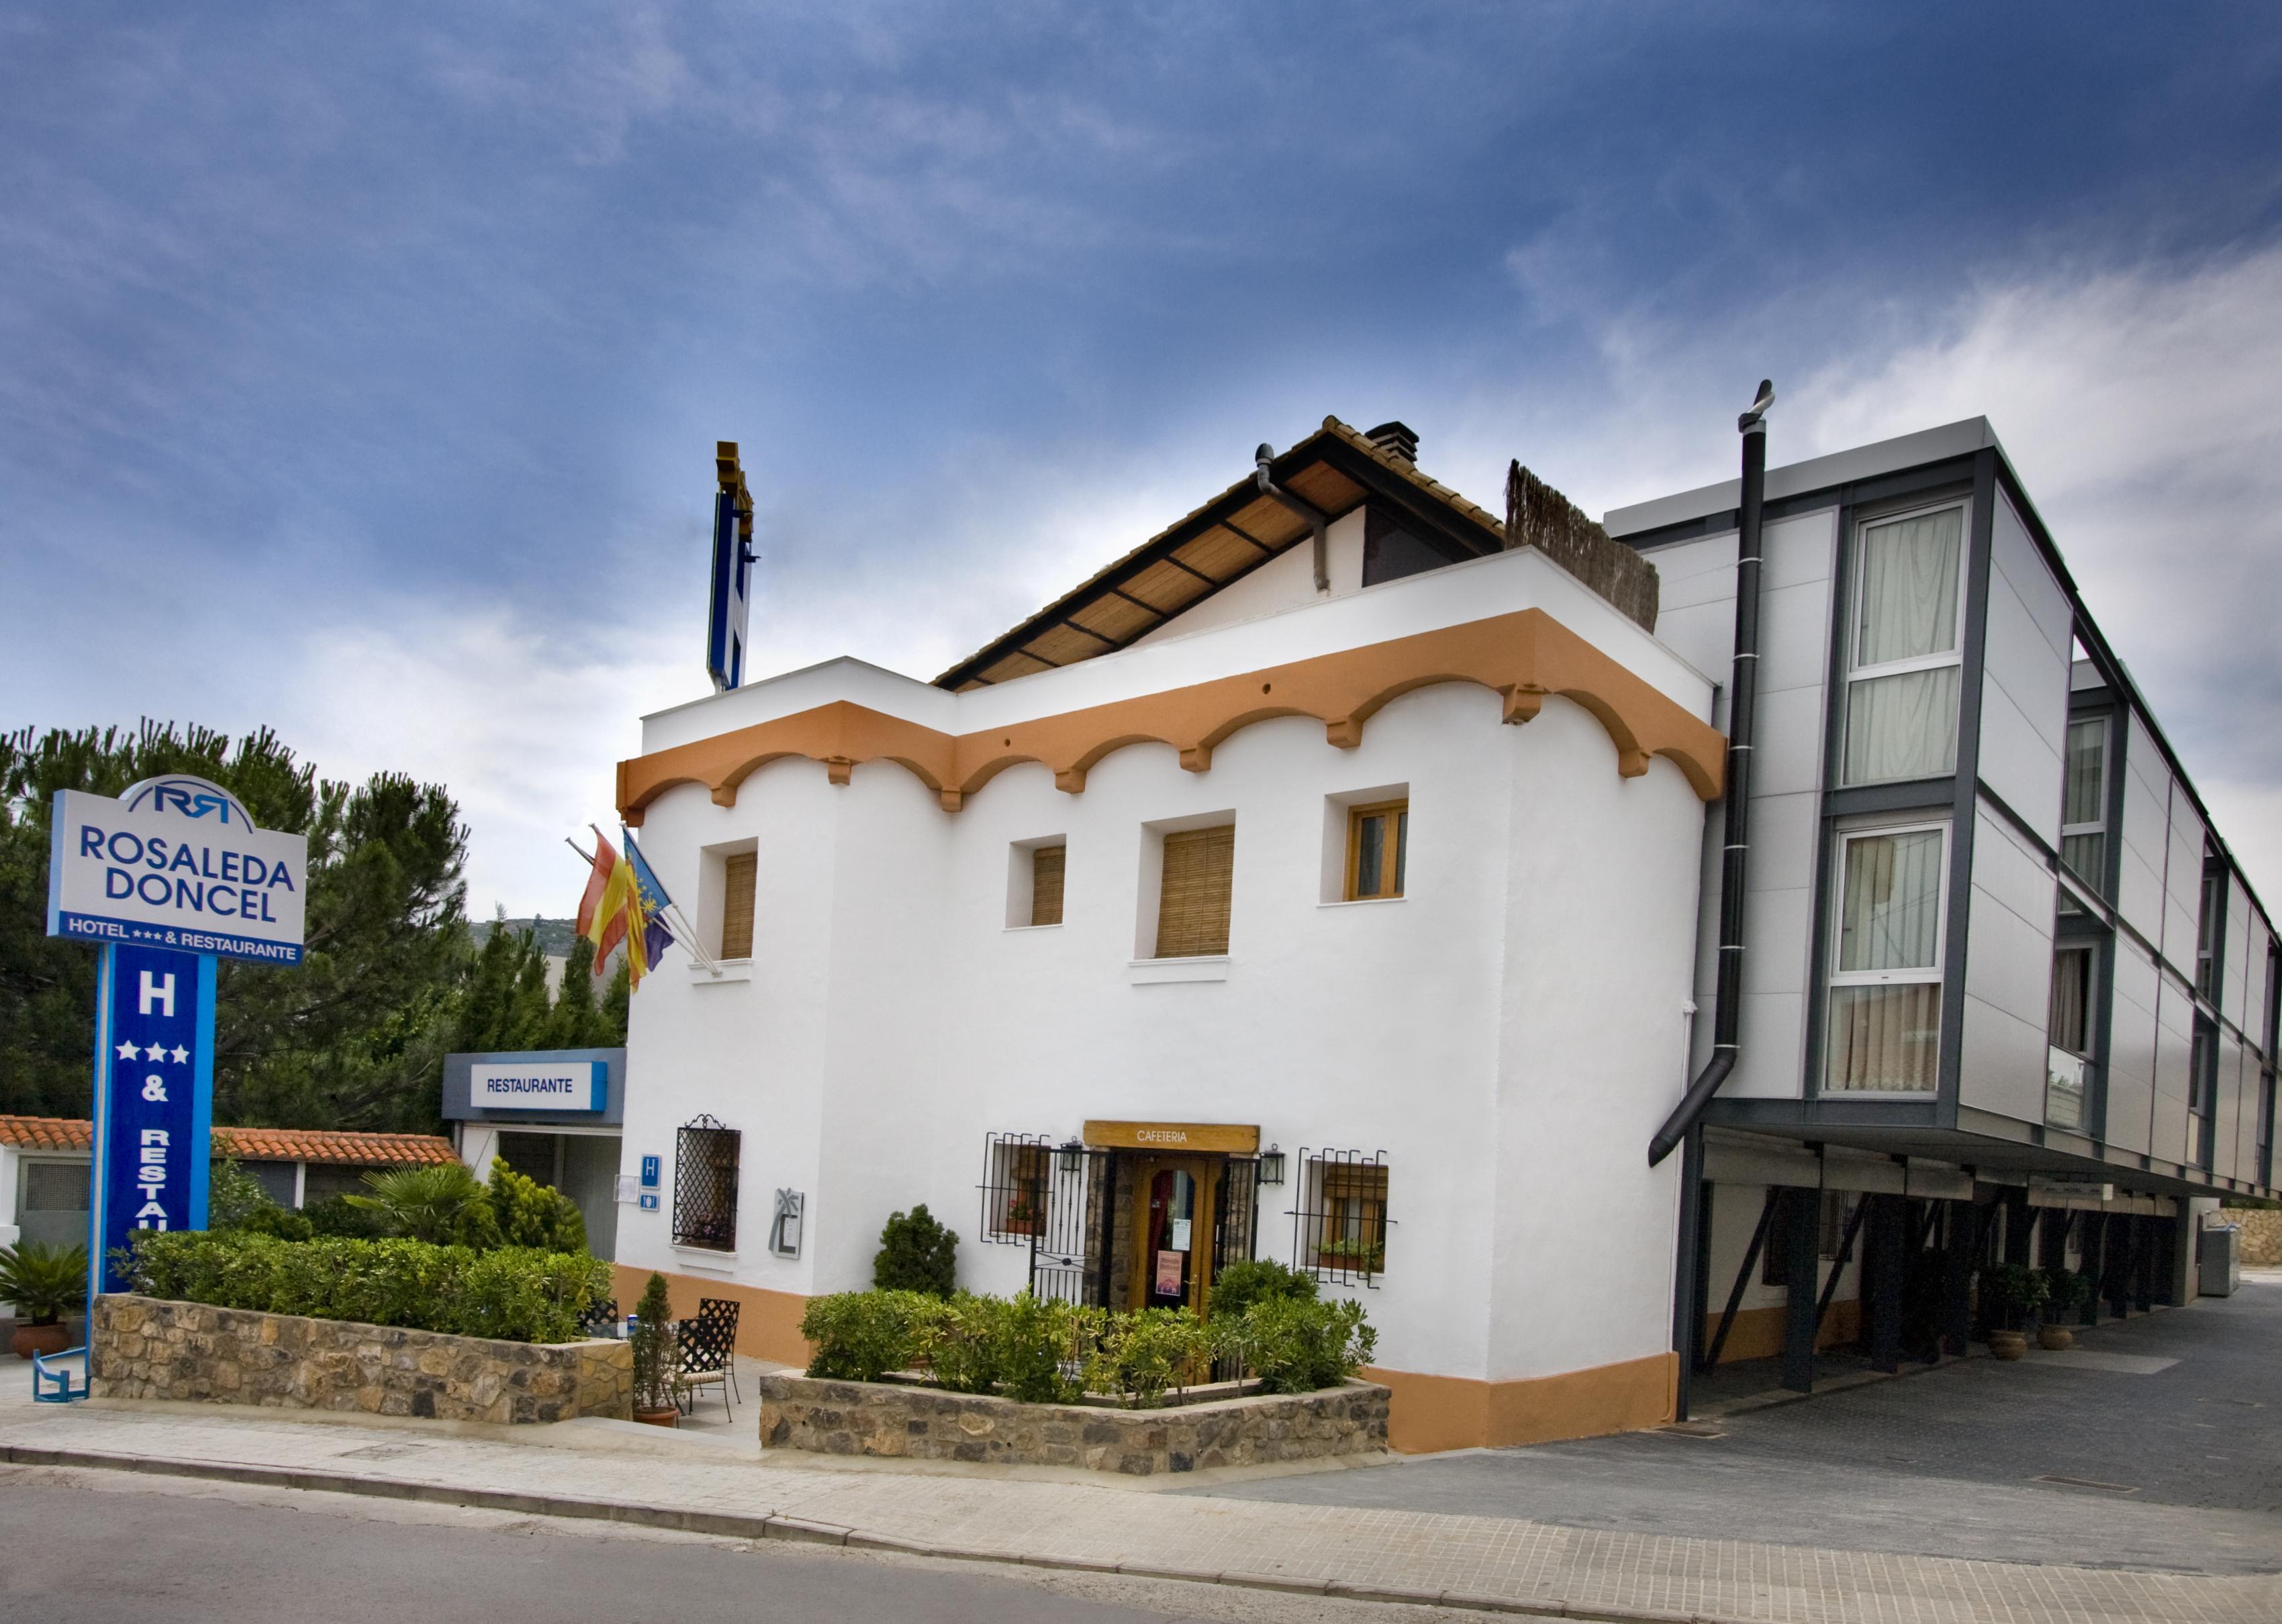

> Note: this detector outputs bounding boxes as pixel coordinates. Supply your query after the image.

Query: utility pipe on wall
[1655,381,1773,1420]
[1651,379,1774,1168]
[1255,443,1331,593]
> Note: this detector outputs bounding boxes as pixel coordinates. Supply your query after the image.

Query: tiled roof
[0,1116,455,1167]
[0,1115,91,1152]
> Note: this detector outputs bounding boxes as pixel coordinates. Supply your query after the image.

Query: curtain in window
[1854,510,1961,663]
[2048,947,2089,1055]
[1828,985,1942,1091]
[1845,667,1962,783]
[1837,830,1944,972]
[1844,509,1963,785]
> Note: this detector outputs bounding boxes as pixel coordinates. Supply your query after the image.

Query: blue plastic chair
[31,1345,87,1403]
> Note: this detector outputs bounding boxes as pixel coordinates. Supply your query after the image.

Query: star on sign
[116,1039,138,1059]
[170,1045,189,1064]
[144,1044,168,1061]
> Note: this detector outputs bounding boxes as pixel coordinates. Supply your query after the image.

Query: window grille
[980,1132,1053,1244]
[672,1115,741,1251]
[1289,1149,1389,1287]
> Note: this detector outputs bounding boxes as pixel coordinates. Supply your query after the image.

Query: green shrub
[1084,1306,1214,1407]
[303,1195,386,1239]
[2038,1265,2091,1313]
[1227,1296,1376,1394]
[630,1272,675,1411]
[127,1231,608,1344]
[873,1205,959,1297]
[1208,1258,1317,1321]
[1979,1262,2049,1331]
[800,1290,946,1382]
[487,1160,589,1253]
[206,1157,278,1233]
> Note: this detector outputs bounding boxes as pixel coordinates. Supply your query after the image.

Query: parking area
[1188,1277,2282,1575]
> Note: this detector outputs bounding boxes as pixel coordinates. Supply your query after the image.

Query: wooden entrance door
[1126,1156,1219,1315]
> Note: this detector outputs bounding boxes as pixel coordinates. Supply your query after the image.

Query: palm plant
[0,1241,88,1326]
[344,1162,493,1245]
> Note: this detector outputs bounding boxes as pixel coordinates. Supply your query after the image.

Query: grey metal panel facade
[442,1047,628,1126]
[2216,1034,2246,1182]
[2151,973,2195,1165]
[1959,805,2058,1123]
[1977,495,2072,843]
[2163,781,2205,977]
[2105,937,2160,1154]
[2223,877,2252,1029]
[2117,713,2170,941]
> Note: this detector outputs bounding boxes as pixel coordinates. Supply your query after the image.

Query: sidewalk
[2,1380,2275,1624]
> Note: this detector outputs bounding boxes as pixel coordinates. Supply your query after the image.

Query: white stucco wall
[613,570,1711,1387]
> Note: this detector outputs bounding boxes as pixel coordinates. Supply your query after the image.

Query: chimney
[1364,420,1419,465]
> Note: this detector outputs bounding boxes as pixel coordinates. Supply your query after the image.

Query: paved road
[0,1470,1357,1624]
[1192,1281,2282,1575]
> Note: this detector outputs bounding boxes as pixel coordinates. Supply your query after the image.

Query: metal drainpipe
[1654,381,1774,1417]
[1255,444,1331,592]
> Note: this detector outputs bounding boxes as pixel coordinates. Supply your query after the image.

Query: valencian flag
[619,828,677,971]
[575,826,653,989]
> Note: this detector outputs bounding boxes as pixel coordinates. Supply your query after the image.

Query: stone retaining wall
[2229,1208,2282,1266]
[758,1372,1388,1474]
[91,1294,632,1424]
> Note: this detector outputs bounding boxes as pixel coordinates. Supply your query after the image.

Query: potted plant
[1,1241,87,1360]
[1978,1263,2048,1360]
[628,1272,679,1427]
[2036,1267,2088,1349]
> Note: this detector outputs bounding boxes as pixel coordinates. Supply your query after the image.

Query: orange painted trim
[1367,1351,1678,1453]
[1702,1300,1862,1365]
[611,1263,812,1368]
[618,609,1723,823]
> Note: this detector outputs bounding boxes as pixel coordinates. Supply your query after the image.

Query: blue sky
[5,2,2279,914]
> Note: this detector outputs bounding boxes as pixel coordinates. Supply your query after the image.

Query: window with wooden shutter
[720,851,757,959]
[1155,824,1234,958]
[1030,845,1065,927]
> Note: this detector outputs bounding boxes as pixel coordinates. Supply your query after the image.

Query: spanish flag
[575,825,651,988]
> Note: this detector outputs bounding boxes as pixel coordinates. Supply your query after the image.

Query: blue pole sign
[44,774,307,1329]
[89,945,215,1292]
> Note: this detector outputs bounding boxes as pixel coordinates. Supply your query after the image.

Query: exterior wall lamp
[1259,1144,1286,1186]
[770,1189,804,1257]
[1057,1137,1086,1176]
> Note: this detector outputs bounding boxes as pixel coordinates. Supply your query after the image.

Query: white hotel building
[604,414,2277,1452]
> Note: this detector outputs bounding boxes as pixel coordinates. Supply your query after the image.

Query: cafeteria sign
[46,775,308,1293]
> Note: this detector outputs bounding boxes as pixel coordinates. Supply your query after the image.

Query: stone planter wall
[758,1372,1388,1474]
[91,1294,631,1424]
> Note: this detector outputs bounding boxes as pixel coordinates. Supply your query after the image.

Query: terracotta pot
[2038,1325,2074,1351]
[1988,1329,2028,1362]
[634,1406,681,1429]
[11,1322,70,1361]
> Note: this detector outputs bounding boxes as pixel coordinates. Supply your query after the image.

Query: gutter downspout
[1654,380,1774,1419]
[1255,443,1331,593]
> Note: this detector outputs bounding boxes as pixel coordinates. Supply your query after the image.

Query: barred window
[673,1115,741,1251]
[980,1132,1053,1243]
[1290,1149,1388,1286]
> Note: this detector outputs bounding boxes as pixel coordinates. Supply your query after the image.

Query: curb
[1,1441,1759,1624]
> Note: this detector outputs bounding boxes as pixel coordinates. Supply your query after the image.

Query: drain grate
[2032,1474,2137,1493]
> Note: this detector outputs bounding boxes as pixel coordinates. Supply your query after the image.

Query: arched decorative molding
[618,609,1723,824]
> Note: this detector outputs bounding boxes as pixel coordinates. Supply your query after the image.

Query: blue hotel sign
[46,776,306,1302]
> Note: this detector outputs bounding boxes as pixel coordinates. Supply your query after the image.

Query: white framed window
[1825,821,1948,1094]
[1840,503,1966,786]
[2059,716,2108,890]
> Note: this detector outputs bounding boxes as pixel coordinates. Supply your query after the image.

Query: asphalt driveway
[1187,1277,2282,1575]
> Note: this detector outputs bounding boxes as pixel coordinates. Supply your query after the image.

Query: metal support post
[1780,1187,1821,1393]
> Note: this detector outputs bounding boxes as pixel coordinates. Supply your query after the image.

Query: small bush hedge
[799,1284,1375,1406]
[128,1231,612,1345]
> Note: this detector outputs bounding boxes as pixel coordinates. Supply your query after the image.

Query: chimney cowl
[1364,420,1419,465]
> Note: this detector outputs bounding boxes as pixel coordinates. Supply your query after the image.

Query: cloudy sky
[4,2,2279,916]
